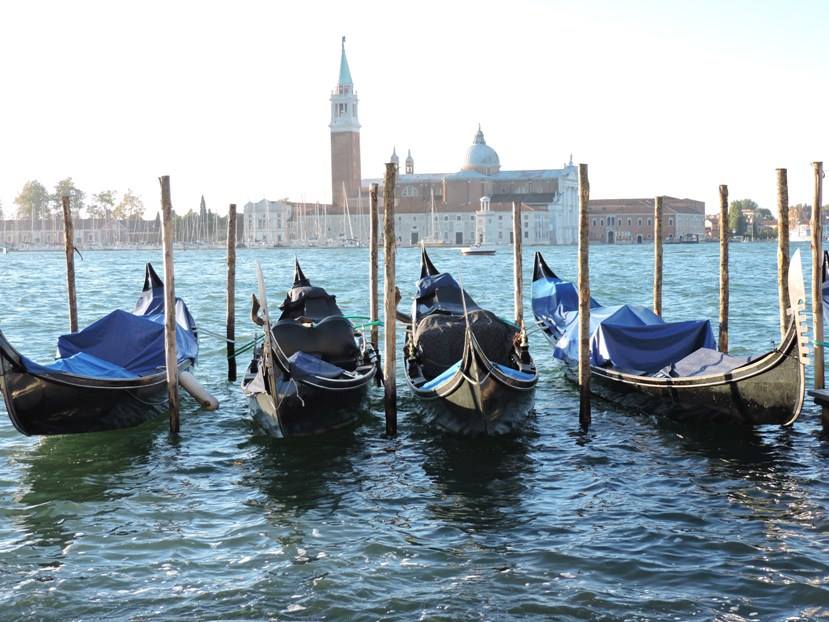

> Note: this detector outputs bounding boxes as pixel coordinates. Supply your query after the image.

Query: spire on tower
[338,35,353,88]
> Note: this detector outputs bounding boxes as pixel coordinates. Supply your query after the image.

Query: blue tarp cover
[24,304,198,380]
[534,275,715,373]
[420,360,534,391]
[287,351,345,381]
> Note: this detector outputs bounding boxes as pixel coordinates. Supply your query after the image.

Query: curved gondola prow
[293,258,310,288]
[420,247,440,279]
[0,329,26,433]
[143,263,164,292]
[532,251,558,282]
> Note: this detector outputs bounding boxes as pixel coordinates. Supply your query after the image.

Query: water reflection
[14,420,159,550]
[241,421,365,519]
[419,428,536,531]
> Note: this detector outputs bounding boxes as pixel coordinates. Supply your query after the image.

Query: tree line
[10,178,144,222]
[727,198,829,239]
[3,179,230,245]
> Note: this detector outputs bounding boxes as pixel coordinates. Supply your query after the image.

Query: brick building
[588,197,705,243]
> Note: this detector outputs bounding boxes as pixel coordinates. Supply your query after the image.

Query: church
[330,37,579,247]
[241,39,612,247]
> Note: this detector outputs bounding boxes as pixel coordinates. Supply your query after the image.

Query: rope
[200,326,239,342]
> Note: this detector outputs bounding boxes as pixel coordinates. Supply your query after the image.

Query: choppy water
[1,242,828,621]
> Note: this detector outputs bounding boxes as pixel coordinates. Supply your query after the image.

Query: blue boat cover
[287,351,345,381]
[420,360,534,391]
[415,272,480,316]
[22,278,198,380]
[533,275,715,374]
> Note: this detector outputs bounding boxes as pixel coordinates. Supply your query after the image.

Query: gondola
[0,264,199,436]
[403,249,537,435]
[531,250,807,426]
[241,260,378,438]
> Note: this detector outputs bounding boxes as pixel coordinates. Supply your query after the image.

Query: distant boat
[460,243,496,256]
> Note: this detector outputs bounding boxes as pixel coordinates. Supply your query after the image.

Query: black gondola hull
[0,345,191,436]
[532,251,806,428]
[246,368,372,438]
[562,334,803,426]
[410,374,535,435]
[406,323,537,435]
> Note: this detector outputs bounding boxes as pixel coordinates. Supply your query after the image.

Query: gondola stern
[532,251,558,281]
[420,247,440,279]
[293,258,311,288]
[143,263,164,292]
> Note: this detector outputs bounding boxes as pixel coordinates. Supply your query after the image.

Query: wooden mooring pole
[719,185,729,353]
[61,195,78,333]
[777,168,790,340]
[653,195,663,317]
[226,203,237,382]
[812,162,824,389]
[159,175,180,433]
[512,200,524,328]
[382,164,397,436]
[369,183,380,348]
[578,163,591,431]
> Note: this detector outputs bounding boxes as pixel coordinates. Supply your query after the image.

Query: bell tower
[330,36,361,208]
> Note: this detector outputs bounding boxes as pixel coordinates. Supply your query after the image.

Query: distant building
[310,38,579,247]
[587,197,705,243]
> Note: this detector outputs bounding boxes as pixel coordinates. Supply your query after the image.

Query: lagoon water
[1,242,828,621]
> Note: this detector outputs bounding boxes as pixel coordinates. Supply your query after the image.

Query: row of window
[592,217,673,227]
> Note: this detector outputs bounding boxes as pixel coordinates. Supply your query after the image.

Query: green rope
[816,341,829,348]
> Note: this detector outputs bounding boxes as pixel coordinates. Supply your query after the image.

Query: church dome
[462,126,500,175]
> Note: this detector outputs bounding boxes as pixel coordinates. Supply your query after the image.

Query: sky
[0,0,827,218]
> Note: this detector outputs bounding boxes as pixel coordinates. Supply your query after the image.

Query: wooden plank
[382,164,397,436]
[227,203,237,381]
[812,162,824,389]
[578,163,591,431]
[718,185,729,353]
[653,195,663,316]
[159,175,180,433]
[369,183,379,348]
[777,168,790,340]
[61,195,78,333]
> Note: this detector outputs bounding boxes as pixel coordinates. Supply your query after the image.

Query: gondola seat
[271,316,359,369]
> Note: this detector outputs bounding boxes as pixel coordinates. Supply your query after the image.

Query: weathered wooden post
[159,175,180,433]
[61,194,78,333]
[719,185,729,353]
[653,195,663,316]
[812,162,824,389]
[369,183,380,348]
[777,168,790,340]
[382,164,397,436]
[512,200,524,328]
[226,203,237,382]
[578,163,591,431]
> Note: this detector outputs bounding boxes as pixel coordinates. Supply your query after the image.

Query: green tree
[116,189,144,220]
[89,190,117,220]
[51,178,85,215]
[14,180,50,220]
[756,207,773,220]
[728,202,746,235]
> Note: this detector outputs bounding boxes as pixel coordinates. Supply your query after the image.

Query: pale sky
[0,0,826,218]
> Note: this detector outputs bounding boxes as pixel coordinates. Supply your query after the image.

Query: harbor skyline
[0,0,827,219]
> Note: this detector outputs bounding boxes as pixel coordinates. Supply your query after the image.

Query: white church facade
[244,38,578,247]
